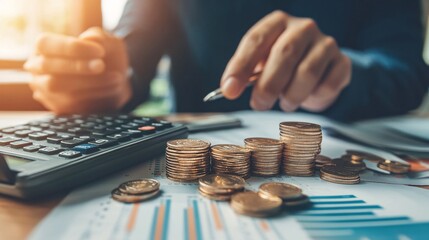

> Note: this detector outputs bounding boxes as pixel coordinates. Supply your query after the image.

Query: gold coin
[345,150,384,162]
[377,160,410,174]
[198,187,234,201]
[332,158,366,172]
[244,137,283,146]
[283,194,311,208]
[230,191,282,217]
[118,179,160,195]
[199,174,245,191]
[258,182,303,200]
[321,165,359,178]
[111,188,160,203]
[211,144,251,153]
[167,139,211,150]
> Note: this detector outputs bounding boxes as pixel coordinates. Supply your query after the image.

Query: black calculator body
[0,114,188,199]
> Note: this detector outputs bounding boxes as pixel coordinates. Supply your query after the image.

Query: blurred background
[0,0,428,116]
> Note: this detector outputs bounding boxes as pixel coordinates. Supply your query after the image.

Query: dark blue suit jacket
[117,0,429,122]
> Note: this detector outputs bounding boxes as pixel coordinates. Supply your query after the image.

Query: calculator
[0,114,188,199]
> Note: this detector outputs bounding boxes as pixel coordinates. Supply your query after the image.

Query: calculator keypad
[0,115,173,160]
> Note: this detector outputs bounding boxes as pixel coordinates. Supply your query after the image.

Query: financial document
[30,111,429,240]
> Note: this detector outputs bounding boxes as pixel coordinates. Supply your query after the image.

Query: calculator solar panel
[0,114,188,199]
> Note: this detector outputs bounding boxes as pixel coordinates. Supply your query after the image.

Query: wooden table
[0,194,65,240]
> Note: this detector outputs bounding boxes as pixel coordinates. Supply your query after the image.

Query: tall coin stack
[244,138,283,176]
[211,145,251,179]
[279,122,322,176]
[165,139,211,182]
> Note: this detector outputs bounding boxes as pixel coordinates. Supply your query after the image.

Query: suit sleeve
[114,0,175,111]
[320,0,429,122]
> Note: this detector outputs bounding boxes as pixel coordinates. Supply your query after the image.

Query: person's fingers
[36,33,105,58]
[221,11,288,99]
[29,71,124,94]
[250,18,319,110]
[300,54,351,112]
[279,36,337,112]
[24,56,105,75]
[79,27,129,71]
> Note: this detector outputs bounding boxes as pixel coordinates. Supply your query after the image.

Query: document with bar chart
[30,156,429,240]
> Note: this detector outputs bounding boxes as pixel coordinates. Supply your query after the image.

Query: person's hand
[221,11,351,112]
[24,27,132,114]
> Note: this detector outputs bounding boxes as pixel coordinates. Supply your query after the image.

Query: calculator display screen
[3,155,32,168]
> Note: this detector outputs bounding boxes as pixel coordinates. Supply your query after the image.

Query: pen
[203,71,262,102]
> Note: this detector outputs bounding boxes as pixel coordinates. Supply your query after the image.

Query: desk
[1,111,429,240]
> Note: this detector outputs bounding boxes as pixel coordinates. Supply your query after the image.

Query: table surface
[0,111,428,240]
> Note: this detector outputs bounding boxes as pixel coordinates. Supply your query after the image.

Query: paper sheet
[30,111,429,240]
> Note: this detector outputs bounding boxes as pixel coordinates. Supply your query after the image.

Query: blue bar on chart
[149,199,171,240]
[295,195,429,240]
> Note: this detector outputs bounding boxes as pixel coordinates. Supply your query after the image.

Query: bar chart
[30,157,429,240]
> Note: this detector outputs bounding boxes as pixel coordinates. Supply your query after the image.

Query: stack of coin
[332,157,366,172]
[244,138,283,176]
[279,122,322,176]
[165,139,211,182]
[198,174,245,201]
[210,145,251,179]
[315,155,332,169]
[258,182,311,208]
[320,165,360,184]
[111,179,160,203]
[377,160,410,174]
[231,191,282,217]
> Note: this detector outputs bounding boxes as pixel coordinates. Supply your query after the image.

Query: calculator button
[88,139,117,148]
[107,133,132,142]
[23,144,44,152]
[123,130,143,138]
[0,137,21,146]
[15,130,35,137]
[121,123,139,129]
[2,128,18,134]
[49,124,67,131]
[61,137,90,148]
[39,147,63,155]
[67,127,89,135]
[72,144,99,154]
[29,132,49,140]
[10,140,32,149]
[39,123,50,129]
[138,126,156,134]
[47,134,74,144]
[105,127,123,134]
[159,120,173,128]
[151,123,166,130]
[42,130,56,136]
[59,150,82,159]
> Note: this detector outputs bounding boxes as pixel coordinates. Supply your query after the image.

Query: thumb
[79,27,129,71]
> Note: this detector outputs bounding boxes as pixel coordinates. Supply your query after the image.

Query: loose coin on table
[377,160,410,174]
[346,149,385,163]
[112,178,161,203]
[166,139,211,182]
[320,165,360,185]
[211,144,251,179]
[258,182,311,208]
[244,138,283,176]
[198,174,245,201]
[332,157,366,172]
[231,191,283,217]
[279,122,322,176]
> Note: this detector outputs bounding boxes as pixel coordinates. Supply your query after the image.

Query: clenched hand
[24,27,131,114]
